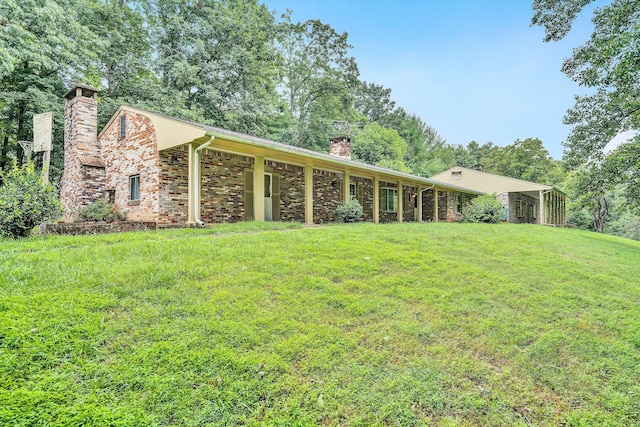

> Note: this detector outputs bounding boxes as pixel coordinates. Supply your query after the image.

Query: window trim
[129,174,140,201]
[349,182,356,200]
[119,115,126,139]
[380,187,398,212]
[515,199,523,218]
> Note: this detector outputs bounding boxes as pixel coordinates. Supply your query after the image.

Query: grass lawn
[1,222,639,426]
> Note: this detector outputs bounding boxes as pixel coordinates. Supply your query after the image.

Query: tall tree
[483,138,565,185]
[351,122,410,172]
[0,0,102,179]
[532,0,639,173]
[276,14,359,149]
[150,0,280,135]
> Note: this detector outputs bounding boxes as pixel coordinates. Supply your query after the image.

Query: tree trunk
[591,196,610,233]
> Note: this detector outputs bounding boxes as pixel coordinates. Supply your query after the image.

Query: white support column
[538,190,544,225]
[305,164,314,225]
[253,155,265,221]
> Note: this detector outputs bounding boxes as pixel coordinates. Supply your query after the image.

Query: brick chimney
[474,164,485,172]
[60,84,106,221]
[329,136,352,160]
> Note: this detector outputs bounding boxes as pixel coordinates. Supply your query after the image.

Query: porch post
[343,170,351,202]
[417,186,423,223]
[397,181,403,223]
[253,155,265,221]
[304,164,314,224]
[433,187,439,222]
[187,143,195,224]
[538,190,544,225]
[373,176,380,224]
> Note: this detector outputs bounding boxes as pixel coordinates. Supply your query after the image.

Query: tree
[353,81,396,122]
[482,138,565,186]
[532,0,640,176]
[564,165,611,232]
[150,0,281,135]
[351,122,410,172]
[276,14,359,149]
[0,0,101,174]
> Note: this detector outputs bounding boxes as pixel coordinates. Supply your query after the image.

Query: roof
[430,166,564,196]
[99,105,484,195]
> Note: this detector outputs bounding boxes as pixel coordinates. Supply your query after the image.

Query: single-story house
[430,166,566,226]
[59,85,483,226]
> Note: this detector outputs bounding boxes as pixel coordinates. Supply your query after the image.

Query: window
[455,194,464,213]
[129,174,140,201]
[119,115,126,139]
[380,187,398,212]
[349,183,356,199]
[515,200,523,217]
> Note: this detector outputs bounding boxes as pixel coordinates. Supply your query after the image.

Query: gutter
[194,136,215,225]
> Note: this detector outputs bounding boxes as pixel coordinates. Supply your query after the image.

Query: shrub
[463,193,503,224]
[77,198,124,222]
[0,161,63,238]
[334,198,363,223]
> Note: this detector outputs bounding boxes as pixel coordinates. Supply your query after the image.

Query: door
[264,173,272,221]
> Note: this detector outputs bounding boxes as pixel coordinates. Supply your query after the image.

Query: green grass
[1,222,639,426]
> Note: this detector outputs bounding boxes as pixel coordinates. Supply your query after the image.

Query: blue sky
[262,0,601,159]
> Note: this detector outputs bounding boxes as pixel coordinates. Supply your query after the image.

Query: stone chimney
[329,136,352,160]
[474,164,485,172]
[60,84,106,221]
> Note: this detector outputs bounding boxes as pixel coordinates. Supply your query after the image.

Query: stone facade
[350,176,374,221]
[200,150,253,223]
[402,185,417,223]
[500,192,539,224]
[60,86,107,220]
[158,146,190,224]
[313,169,343,223]
[100,111,161,222]
[266,160,305,222]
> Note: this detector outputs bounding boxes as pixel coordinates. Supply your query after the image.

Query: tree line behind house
[0,0,637,239]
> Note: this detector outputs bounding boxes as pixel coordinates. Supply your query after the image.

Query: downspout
[194,136,215,225]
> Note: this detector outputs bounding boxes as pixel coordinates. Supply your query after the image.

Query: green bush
[77,198,124,222]
[463,193,503,224]
[334,198,364,223]
[0,161,63,238]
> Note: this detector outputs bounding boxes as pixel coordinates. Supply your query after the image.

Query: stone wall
[313,169,343,223]
[100,111,161,222]
[403,185,417,223]
[158,146,190,224]
[351,176,373,221]
[45,221,157,235]
[200,150,254,223]
[60,89,105,220]
[379,181,397,223]
[266,160,305,222]
[506,192,539,224]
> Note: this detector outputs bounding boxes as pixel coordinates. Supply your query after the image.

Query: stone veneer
[158,146,190,224]
[500,192,539,224]
[313,169,343,223]
[100,111,161,221]
[200,150,254,223]
[266,160,305,222]
[60,87,106,220]
[351,176,374,221]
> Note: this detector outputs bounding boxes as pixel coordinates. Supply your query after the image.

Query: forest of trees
[0,0,638,239]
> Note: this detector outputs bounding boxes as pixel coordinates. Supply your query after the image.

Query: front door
[264,173,272,221]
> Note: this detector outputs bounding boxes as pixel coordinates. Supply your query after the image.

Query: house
[59,85,483,226]
[430,166,566,226]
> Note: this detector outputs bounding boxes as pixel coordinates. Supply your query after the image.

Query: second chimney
[329,136,351,160]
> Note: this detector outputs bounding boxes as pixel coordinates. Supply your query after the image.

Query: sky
[261,0,603,159]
